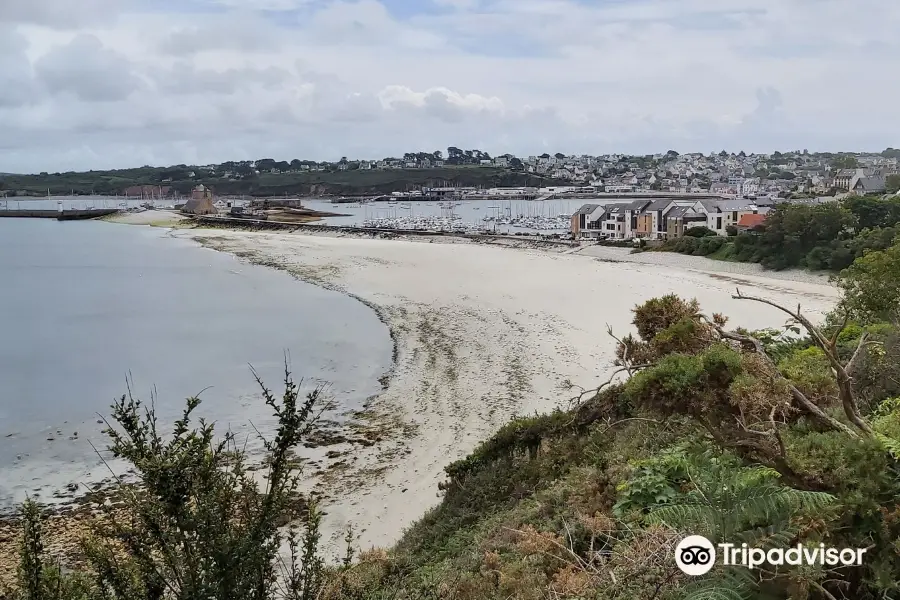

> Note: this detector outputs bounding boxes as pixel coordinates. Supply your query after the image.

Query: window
[716,217,722,229]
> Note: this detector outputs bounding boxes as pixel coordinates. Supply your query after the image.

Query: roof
[854,176,886,192]
[697,199,720,213]
[666,206,690,218]
[645,198,674,211]
[182,196,217,215]
[624,199,652,211]
[576,204,600,215]
[737,213,767,228]
[667,205,707,219]
[717,199,758,211]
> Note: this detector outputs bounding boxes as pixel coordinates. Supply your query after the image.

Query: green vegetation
[886,174,900,194]
[659,194,900,271]
[0,165,563,198]
[5,246,900,599]
[830,154,860,170]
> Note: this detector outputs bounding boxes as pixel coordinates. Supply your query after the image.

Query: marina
[360,214,572,233]
[0,195,626,236]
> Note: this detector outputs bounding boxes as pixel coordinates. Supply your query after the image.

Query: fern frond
[874,432,900,460]
[730,486,834,527]
[684,587,747,600]
[649,504,718,537]
[733,524,798,550]
[681,568,755,600]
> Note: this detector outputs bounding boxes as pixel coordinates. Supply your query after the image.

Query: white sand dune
[182,229,839,555]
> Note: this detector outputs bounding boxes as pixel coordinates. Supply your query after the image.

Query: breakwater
[0,208,118,220]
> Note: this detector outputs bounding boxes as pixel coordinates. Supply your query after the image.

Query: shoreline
[1,219,841,576]
[176,226,839,556]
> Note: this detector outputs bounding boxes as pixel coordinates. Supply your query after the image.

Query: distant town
[2,148,900,202]
[224,147,899,198]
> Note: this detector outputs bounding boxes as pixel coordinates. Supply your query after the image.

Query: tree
[683,226,718,238]
[838,238,900,322]
[665,150,679,159]
[446,147,463,165]
[554,153,565,160]
[844,195,900,229]
[256,158,276,173]
[831,155,859,170]
[887,174,900,194]
[509,157,523,170]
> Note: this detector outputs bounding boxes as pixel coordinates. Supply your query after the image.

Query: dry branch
[731,289,873,436]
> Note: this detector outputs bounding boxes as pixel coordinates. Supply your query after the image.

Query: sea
[0,218,393,511]
[1,195,595,233]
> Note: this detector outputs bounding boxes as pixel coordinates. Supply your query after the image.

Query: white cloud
[0,0,126,28]
[33,34,144,102]
[0,0,897,172]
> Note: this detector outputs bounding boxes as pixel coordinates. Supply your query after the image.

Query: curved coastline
[175,225,841,557]
[2,217,842,574]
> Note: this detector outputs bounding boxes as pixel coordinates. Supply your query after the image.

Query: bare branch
[712,323,860,438]
[829,307,851,351]
[567,365,651,408]
[846,332,871,374]
[729,291,873,436]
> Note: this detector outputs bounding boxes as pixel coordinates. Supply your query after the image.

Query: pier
[0,208,119,221]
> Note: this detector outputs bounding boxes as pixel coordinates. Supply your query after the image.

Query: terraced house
[572,197,774,241]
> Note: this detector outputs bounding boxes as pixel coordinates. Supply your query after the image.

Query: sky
[0,0,898,173]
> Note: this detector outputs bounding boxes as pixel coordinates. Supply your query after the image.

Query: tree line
[659,193,900,271]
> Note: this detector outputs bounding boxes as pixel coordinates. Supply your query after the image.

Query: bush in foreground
[4,367,335,600]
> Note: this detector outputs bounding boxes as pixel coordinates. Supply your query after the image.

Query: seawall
[0,209,119,220]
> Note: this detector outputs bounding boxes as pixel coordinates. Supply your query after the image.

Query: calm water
[0,219,392,508]
[1,196,598,232]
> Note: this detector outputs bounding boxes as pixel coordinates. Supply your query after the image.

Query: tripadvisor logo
[675,535,867,575]
[675,536,716,576]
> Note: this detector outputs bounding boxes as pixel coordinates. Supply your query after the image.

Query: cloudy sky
[1,0,898,173]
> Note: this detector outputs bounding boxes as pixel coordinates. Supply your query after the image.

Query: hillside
[0,166,567,198]
[317,293,900,599]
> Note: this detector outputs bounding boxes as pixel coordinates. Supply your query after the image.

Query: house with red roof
[736,213,767,232]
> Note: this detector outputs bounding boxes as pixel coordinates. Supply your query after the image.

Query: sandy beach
[0,223,842,582]
[169,228,840,555]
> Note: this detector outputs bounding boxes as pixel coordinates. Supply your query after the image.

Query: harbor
[360,213,572,233]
